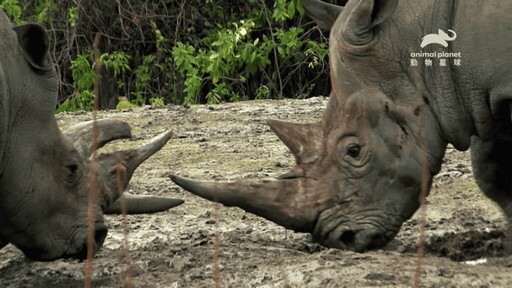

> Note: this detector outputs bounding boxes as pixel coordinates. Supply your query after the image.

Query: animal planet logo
[421,29,457,48]
[410,29,462,67]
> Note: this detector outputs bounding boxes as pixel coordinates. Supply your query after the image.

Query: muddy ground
[1,97,512,287]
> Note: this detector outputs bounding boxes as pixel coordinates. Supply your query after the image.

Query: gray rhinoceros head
[171,0,450,252]
[0,11,182,260]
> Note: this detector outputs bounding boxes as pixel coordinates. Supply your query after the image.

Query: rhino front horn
[104,194,184,214]
[170,174,328,233]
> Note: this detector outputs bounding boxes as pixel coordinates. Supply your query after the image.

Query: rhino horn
[98,130,172,195]
[170,174,324,232]
[342,0,399,45]
[96,130,183,213]
[267,120,323,165]
[300,0,345,30]
[63,119,132,159]
[104,194,184,214]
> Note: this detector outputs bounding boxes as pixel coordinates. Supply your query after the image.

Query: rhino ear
[12,23,52,72]
[0,10,11,27]
[343,0,399,45]
[300,0,346,30]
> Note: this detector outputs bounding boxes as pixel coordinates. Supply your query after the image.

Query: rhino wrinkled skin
[171,0,512,252]
[0,11,182,260]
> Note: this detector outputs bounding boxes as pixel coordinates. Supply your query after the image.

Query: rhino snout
[73,220,108,260]
[18,219,107,261]
[30,220,109,261]
[92,221,108,251]
[339,229,390,252]
[318,226,394,252]
[313,207,402,252]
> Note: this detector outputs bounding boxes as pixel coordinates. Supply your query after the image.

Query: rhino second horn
[267,120,322,165]
[170,174,319,232]
[63,119,132,159]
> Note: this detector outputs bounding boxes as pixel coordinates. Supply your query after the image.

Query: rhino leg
[471,136,512,254]
[472,136,512,255]
[471,137,512,217]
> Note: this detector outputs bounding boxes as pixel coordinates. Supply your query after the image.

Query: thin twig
[84,31,102,288]
[213,203,222,288]
[116,164,133,288]
[413,161,430,287]
[261,5,283,99]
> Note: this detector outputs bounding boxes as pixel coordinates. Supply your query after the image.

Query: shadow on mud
[425,229,506,261]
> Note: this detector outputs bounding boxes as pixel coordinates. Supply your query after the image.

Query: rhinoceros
[0,11,182,261]
[170,0,512,252]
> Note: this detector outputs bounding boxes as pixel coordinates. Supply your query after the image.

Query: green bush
[3,0,331,110]
[55,51,131,112]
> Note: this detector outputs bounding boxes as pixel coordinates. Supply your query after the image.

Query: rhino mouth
[22,220,109,261]
[317,226,397,252]
[65,220,108,260]
[313,207,404,252]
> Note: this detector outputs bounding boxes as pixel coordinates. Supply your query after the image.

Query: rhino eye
[67,164,78,174]
[65,164,81,184]
[347,144,361,158]
[68,164,78,173]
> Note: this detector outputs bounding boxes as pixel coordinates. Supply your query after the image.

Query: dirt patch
[1,97,512,287]
[426,229,506,261]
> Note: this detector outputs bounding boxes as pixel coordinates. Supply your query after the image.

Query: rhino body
[171,0,512,252]
[0,11,182,260]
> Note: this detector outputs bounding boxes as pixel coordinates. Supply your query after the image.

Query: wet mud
[1,97,512,287]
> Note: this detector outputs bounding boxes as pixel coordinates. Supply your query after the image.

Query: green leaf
[295,0,305,16]
[250,51,256,63]
[287,1,296,18]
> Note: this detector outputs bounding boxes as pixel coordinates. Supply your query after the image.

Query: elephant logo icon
[420,29,457,48]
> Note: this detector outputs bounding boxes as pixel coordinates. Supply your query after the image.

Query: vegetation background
[1,0,335,111]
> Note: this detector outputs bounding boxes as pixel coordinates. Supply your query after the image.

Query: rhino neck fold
[407,0,473,150]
